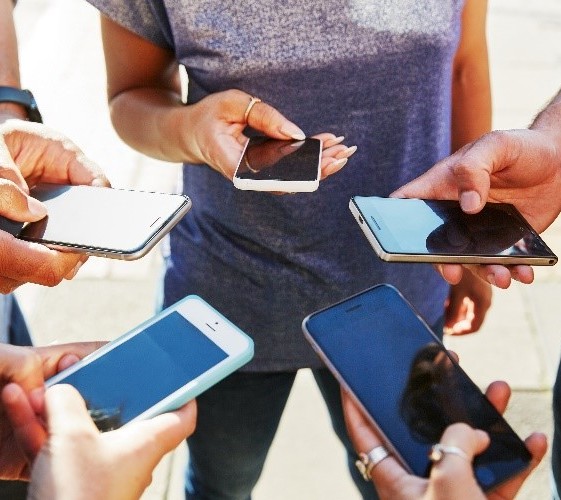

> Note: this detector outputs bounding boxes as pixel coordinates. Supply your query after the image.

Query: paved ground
[11,1,561,498]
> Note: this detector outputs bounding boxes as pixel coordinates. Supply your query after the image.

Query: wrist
[0,87,42,123]
[0,102,28,124]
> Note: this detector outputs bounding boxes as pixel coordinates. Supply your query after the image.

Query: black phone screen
[304,285,530,490]
[235,137,321,181]
[355,196,555,261]
[51,311,227,431]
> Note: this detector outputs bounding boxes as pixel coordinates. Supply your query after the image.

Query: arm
[446,0,492,334]
[100,17,354,180]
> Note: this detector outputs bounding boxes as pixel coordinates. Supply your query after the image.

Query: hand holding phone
[350,196,557,265]
[303,284,531,491]
[233,137,322,192]
[0,183,191,260]
[46,296,253,431]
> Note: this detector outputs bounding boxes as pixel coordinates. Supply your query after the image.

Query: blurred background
[12,1,561,498]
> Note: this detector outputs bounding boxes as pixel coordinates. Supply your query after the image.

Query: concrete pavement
[12,1,561,498]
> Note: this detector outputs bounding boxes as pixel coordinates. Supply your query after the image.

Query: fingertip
[27,197,48,220]
[437,264,463,285]
[57,353,80,372]
[459,190,482,214]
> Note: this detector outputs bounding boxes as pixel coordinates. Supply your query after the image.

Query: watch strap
[0,86,43,123]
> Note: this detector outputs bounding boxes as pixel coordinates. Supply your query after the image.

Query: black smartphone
[302,284,531,491]
[349,196,557,265]
[233,136,322,192]
[0,183,191,260]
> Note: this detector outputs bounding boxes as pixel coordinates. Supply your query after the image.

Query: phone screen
[303,285,531,490]
[351,196,556,264]
[52,311,227,431]
[235,137,321,182]
[10,184,190,258]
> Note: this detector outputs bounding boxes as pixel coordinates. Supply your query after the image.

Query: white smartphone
[46,295,254,431]
[0,183,191,260]
[233,136,322,192]
[303,284,531,491]
[350,195,557,265]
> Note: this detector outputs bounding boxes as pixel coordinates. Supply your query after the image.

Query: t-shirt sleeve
[86,0,173,50]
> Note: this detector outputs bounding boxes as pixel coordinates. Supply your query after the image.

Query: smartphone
[302,284,531,491]
[233,136,322,192]
[0,183,191,260]
[349,196,557,265]
[46,295,254,431]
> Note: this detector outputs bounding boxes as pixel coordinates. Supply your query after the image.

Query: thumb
[43,384,97,435]
[245,98,306,141]
[0,179,47,222]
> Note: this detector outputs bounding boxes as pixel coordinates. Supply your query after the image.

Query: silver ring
[355,445,390,481]
[428,443,470,464]
[243,96,262,123]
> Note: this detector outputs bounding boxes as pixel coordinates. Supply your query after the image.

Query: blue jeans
[184,317,445,500]
[551,361,561,499]
[185,368,380,500]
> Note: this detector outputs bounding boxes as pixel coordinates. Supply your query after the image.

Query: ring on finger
[355,445,391,481]
[243,96,262,123]
[428,443,469,464]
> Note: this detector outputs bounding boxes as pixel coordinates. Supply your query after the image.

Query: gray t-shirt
[88,0,460,370]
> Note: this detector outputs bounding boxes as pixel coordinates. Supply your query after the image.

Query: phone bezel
[349,196,558,265]
[233,137,321,192]
[46,295,254,424]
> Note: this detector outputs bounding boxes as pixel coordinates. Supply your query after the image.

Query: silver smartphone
[303,284,531,491]
[349,196,557,265]
[233,137,322,192]
[1,183,191,260]
[47,295,254,431]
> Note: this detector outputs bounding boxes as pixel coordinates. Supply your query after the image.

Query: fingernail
[459,190,481,213]
[487,274,496,286]
[280,124,306,141]
[336,145,358,159]
[324,136,345,147]
[28,197,48,218]
[329,158,348,169]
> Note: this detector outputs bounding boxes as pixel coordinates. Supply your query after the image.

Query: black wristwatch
[0,86,43,123]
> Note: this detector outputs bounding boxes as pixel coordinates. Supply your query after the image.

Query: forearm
[110,87,219,165]
[531,88,561,146]
[0,0,27,122]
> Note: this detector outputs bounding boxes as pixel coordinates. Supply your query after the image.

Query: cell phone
[302,284,531,491]
[0,183,191,260]
[349,196,557,265]
[46,295,254,431]
[233,136,322,192]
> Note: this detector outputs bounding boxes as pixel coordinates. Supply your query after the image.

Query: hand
[23,384,196,500]
[0,119,110,293]
[444,270,492,335]
[342,381,547,500]
[0,342,104,480]
[391,128,561,288]
[177,89,356,181]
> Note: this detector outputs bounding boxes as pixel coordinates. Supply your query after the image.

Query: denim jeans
[551,361,561,499]
[184,368,380,500]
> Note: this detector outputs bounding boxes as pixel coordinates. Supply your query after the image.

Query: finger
[36,341,107,379]
[0,232,84,286]
[244,98,305,141]
[0,134,28,190]
[320,158,348,180]
[510,265,534,284]
[43,384,98,434]
[116,400,197,465]
[484,380,510,415]
[1,383,48,462]
[2,121,111,187]
[489,432,547,500]
[322,135,345,149]
[0,179,47,222]
[435,264,464,285]
[0,344,44,393]
[462,264,513,289]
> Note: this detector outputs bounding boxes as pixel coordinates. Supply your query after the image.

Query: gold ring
[243,96,262,123]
